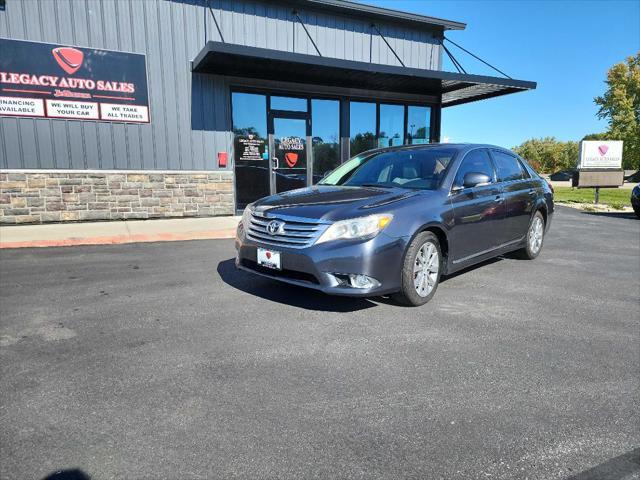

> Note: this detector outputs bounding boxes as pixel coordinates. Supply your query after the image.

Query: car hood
[252,185,421,221]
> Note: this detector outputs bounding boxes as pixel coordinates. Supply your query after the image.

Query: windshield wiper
[359,183,396,189]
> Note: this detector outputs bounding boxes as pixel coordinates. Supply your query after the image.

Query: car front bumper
[234,223,408,297]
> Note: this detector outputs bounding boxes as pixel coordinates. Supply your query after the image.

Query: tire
[633,205,640,219]
[517,210,545,260]
[391,231,442,306]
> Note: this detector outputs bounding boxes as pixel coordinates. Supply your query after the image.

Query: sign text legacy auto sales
[0,38,150,123]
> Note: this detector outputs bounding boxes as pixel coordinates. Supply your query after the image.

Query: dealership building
[0,0,535,224]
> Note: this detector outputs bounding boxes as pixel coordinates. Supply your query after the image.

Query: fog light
[348,274,380,289]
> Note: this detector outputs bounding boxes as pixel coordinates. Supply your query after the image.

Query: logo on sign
[598,145,609,156]
[52,47,84,75]
[267,220,285,236]
[284,152,299,168]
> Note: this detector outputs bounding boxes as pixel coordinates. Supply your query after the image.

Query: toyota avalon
[235,144,554,306]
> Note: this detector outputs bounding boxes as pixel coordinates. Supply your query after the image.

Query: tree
[512,137,579,173]
[594,53,640,170]
[350,132,376,157]
[582,132,608,141]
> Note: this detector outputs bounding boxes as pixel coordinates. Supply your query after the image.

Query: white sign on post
[579,140,623,169]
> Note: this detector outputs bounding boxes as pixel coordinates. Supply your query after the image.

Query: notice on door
[235,135,266,162]
[0,96,45,117]
[46,99,99,119]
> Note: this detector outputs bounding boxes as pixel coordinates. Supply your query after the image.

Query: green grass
[553,187,631,206]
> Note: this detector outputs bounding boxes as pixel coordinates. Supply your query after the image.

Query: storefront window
[311,99,340,181]
[350,101,376,157]
[232,92,267,138]
[378,104,404,148]
[407,106,431,144]
[271,96,307,112]
[232,91,434,210]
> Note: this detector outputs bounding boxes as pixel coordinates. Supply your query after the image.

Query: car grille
[246,212,326,249]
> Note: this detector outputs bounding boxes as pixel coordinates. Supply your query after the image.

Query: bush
[512,137,579,173]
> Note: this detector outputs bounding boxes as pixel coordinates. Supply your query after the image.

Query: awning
[192,42,536,107]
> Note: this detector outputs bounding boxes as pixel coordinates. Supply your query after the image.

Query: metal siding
[184,2,204,170]
[131,0,153,170]
[0,0,442,171]
[0,10,7,169]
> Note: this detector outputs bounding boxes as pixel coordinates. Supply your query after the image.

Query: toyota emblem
[267,220,285,235]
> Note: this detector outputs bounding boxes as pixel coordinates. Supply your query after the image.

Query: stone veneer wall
[0,170,234,224]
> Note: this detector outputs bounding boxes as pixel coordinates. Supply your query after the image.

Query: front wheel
[518,211,545,259]
[391,232,442,306]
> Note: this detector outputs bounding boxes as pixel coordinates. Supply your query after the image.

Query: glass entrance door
[269,115,309,194]
[232,92,269,210]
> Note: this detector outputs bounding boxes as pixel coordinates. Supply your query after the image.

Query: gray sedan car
[235,144,554,306]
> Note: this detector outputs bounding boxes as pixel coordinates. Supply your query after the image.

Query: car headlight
[316,214,393,244]
[241,204,253,230]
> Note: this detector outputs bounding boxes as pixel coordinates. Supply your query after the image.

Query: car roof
[358,143,514,156]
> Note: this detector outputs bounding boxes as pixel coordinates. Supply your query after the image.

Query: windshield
[319,147,457,190]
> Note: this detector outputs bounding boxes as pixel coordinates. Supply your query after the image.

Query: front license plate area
[257,247,281,270]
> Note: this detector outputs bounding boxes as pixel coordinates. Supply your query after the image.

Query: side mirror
[462,172,491,189]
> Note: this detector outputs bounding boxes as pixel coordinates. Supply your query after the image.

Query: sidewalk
[0,216,240,249]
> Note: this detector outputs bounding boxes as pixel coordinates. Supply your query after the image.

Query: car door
[449,148,506,265]
[490,150,537,243]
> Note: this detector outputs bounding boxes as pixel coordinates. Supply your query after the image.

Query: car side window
[492,150,525,182]
[454,149,495,187]
[517,158,531,179]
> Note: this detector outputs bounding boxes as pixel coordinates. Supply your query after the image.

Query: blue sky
[362,0,640,148]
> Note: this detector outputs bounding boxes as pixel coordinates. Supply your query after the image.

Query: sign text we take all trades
[0,39,150,124]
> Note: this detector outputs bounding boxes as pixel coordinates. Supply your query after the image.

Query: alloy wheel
[413,241,439,297]
[529,216,544,254]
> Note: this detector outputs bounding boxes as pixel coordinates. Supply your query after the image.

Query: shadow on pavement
[440,256,505,282]
[581,210,639,220]
[41,469,91,480]
[564,447,640,480]
[216,258,378,312]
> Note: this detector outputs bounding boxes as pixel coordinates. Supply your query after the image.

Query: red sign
[218,151,228,168]
[52,47,84,75]
[284,152,299,167]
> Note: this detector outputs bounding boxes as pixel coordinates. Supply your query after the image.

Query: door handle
[494,195,503,202]
[528,190,536,196]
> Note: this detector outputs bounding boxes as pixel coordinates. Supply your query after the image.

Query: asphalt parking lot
[1,206,639,480]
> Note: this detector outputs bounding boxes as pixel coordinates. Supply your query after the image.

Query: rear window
[321,148,457,190]
[492,150,526,182]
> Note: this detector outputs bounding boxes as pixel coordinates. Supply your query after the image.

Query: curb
[0,228,237,249]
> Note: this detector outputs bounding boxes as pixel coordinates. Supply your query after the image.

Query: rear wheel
[633,204,640,219]
[391,232,442,306]
[518,210,545,259]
